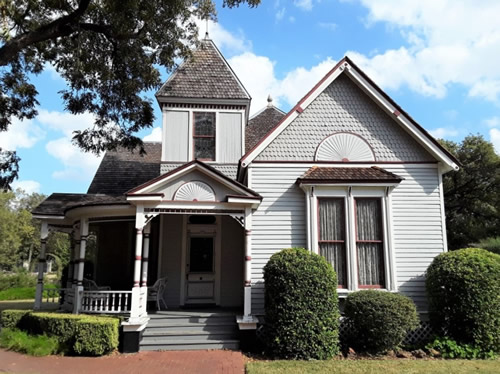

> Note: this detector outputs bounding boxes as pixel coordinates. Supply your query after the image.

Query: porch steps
[139,310,240,351]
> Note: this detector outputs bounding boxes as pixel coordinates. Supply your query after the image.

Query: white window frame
[308,185,396,295]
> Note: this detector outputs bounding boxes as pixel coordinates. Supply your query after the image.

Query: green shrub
[426,336,497,359]
[344,290,419,354]
[0,270,37,291]
[0,309,30,328]
[263,248,340,359]
[0,310,119,356]
[0,328,59,356]
[475,237,500,255]
[426,248,500,353]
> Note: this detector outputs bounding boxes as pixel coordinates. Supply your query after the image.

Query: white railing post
[34,221,49,310]
[73,218,88,314]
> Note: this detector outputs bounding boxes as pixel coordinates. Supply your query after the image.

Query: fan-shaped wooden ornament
[315,133,375,161]
[174,181,216,201]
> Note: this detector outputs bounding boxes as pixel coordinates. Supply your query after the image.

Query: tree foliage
[0,189,70,271]
[440,135,500,250]
[0,0,260,189]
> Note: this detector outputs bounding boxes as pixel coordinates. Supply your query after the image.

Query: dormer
[155,38,251,164]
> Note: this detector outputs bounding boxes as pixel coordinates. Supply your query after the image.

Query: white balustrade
[80,290,133,314]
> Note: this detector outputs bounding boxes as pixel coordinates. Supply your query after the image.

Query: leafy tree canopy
[440,135,500,250]
[0,0,260,189]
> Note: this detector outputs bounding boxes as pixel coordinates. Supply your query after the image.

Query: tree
[0,0,260,189]
[440,135,500,250]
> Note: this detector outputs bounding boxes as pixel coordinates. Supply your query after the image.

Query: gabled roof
[246,104,285,153]
[127,159,261,200]
[156,38,250,101]
[240,56,460,173]
[297,166,403,185]
[88,142,161,195]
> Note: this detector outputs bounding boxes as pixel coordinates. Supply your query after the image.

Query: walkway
[0,349,245,374]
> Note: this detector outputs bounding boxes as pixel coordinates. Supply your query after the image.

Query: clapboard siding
[249,164,445,314]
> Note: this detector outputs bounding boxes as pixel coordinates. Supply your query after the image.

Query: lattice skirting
[339,318,434,346]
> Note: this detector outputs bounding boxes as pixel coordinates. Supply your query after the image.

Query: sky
[1,0,500,196]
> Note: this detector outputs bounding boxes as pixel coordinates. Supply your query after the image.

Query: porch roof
[32,193,128,217]
[296,166,404,185]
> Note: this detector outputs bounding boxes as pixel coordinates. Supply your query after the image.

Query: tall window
[318,198,347,287]
[193,112,216,160]
[355,198,385,288]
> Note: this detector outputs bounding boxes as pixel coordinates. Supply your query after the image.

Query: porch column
[130,205,148,323]
[71,224,80,287]
[34,221,49,310]
[243,207,252,319]
[141,223,151,287]
[73,218,88,314]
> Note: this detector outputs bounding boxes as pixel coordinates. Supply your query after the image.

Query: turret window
[193,112,216,160]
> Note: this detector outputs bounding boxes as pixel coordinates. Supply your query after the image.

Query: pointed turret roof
[156,38,250,100]
[245,96,286,152]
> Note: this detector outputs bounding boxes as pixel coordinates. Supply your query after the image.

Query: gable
[256,74,434,162]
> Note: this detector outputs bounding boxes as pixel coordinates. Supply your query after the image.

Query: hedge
[263,248,340,360]
[426,248,500,353]
[344,290,419,353]
[0,310,119,356]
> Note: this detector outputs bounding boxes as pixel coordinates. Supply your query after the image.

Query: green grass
[0,284,57,301]
[0,328,59,356]
[246,359,500,374]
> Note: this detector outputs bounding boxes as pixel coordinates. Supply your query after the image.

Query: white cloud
[144,127,162,142]
[46,137,102,181]
[490,128,500,154]
[44,63,64,82]
[294,0,313,11]
[37,109,95,137]
[429,127,458,139]
[344,1,500,102]
[289,16,296,23]
[276,7,286,22]
[0,117,44,151]
[12,180,41,194]
[484,116,500,128]
[195,18,251,54]
[318,22,338,31]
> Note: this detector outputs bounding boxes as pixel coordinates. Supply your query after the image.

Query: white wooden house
[33,37,459,351]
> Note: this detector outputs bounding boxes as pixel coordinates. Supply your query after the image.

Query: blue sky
[1,0,500,195]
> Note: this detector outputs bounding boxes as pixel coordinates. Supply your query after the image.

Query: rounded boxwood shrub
[426,248,500,352]
[263,248,339,359]
[344,290,419,353]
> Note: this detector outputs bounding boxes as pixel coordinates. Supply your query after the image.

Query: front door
[185,235,216,304]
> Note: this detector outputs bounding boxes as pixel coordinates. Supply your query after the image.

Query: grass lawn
[0,300,58,312]
[0,285,57,301]
[246,359,500,374]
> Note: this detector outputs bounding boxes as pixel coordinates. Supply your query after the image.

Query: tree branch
[0,0,92,66]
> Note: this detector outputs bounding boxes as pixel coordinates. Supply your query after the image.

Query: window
[355,198,385,288]
[193,112,216,160]
[318,198,347,287]
[313,190,392,291]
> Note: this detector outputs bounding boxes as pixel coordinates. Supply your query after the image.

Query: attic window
[193,112,216,160]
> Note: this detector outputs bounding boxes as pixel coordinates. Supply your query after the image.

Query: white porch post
[243,207,252,319]
[129,205,148,324]
[34,221,49,310]
[73,218,88,314]
[141,223,151,288]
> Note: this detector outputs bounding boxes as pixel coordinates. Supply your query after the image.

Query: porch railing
[80,290,132,314]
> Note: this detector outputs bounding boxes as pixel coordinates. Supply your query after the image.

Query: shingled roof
[246,102,285,152]
[87,142,162,195]
[297,166,403,184]
[156,38,250,100]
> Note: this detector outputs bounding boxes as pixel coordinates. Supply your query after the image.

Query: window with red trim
[355,198,385,288]
[318,198,347,287]
[193,112,215,160]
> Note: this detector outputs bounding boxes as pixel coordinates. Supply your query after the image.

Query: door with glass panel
[185,235,216,304]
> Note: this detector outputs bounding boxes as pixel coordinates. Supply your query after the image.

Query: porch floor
[140,309,240,351]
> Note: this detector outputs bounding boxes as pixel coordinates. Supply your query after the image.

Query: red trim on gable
[296,106,304,114]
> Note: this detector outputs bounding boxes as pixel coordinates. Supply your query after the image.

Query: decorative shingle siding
[160,163,238,180]
[249,164,444,315]
[256,74,435,162]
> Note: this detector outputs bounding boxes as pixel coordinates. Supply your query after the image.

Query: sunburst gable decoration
[174,181,216,202]
[315,133,375,162]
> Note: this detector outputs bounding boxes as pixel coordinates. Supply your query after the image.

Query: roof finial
[267,94,273,107]
[205,17,209,39]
